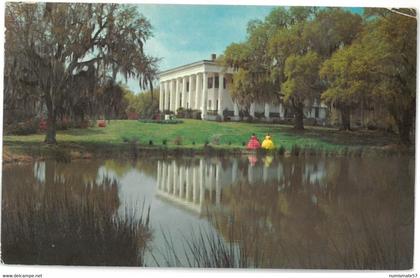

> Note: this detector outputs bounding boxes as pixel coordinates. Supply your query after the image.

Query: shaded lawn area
[3,119,400,152]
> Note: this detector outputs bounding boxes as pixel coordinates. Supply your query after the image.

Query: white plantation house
[159,54,327,122]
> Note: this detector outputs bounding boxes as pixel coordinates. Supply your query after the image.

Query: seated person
[261,134,275,150]
[246,133,261,150]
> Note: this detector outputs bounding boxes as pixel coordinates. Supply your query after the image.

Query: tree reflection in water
[157,156,414,269]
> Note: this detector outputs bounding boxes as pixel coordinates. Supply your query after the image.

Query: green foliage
[303,8,363,58]
[222,6,415,143]
[320,8,416,143]
[282,51,323,104]
[125,89,159,119]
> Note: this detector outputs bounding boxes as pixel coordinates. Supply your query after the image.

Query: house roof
[158,59,217,77]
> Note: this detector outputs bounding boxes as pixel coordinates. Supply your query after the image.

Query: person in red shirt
[246,133,261,150]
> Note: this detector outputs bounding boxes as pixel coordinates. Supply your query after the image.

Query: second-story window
[186,81,189,92]
[223,77,226,89]
[215,75,219,89]
[208,77,213,89]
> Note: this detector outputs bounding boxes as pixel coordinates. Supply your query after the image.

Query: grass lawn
[3,119,401,154]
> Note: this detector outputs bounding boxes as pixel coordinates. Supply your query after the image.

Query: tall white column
[212,74,217,111]
[159,84,164,112]
[201,72,208,119]
[170,80,175,112]
[195,74,201,111]
[175,78,180,112]
[218,74,224,117]
[188,75,194,109]
[279,103,285,119]
[264,103,270,119]
[182,76,187,109]
[164,81,170,111]
[250,102,255,118]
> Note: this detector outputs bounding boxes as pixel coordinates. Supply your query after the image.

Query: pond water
[2,154,414,269]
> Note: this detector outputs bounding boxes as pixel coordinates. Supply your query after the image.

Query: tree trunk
[293,103,304,130]
[149,79,155,118]
[44,92,57,144]
[340,107,351,131]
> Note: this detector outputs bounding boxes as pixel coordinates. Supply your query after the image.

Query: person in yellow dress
[261,134,275,150]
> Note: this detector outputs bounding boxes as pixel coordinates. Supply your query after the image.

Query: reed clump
[2,177,151,266]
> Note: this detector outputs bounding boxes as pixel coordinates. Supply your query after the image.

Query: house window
[216,100,219,110]
[208,100,212,109]
[223,77,226,89]
[179,93,182,107]
[208,77,213,89]
[187,81,189,92]
[215,75,219,89]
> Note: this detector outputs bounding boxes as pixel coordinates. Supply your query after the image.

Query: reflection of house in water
[155,156,327,215]
[156,159,221,215]
[304,161,326,185]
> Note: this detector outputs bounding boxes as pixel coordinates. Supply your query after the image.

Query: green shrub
[176,108,186,118]
[138,119,183,124]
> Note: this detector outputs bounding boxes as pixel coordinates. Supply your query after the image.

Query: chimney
[211,54,216,61]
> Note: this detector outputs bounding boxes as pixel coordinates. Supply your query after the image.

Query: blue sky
[125,5,363,92]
